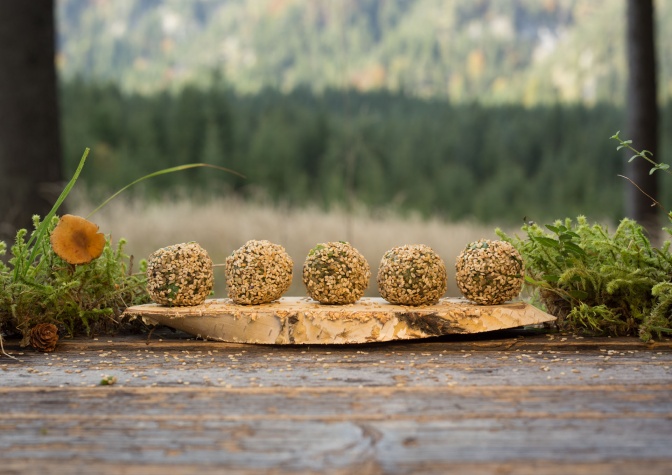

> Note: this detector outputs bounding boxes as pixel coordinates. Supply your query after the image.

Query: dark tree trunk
[625,0,659,236]
[0,0,62,248]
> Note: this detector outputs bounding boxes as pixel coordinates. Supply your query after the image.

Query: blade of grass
[86,163,244,218]
[15,148,90,281]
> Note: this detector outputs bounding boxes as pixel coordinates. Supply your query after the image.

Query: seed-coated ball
[146,242,214,306]
[455,239,524,305]
[302,241,370,304]
[225,240,293,305]
[377,244,447,305]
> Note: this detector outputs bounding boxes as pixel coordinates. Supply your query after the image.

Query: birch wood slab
[123,297,556,344]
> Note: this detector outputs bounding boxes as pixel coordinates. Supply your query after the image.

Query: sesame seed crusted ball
[303,241,371,304]
[455,239,524,305]
[225,240,293,305]
[377,244,447,306]
[146,242,214,306]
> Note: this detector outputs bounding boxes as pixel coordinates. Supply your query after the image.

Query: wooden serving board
[123,297,556,345]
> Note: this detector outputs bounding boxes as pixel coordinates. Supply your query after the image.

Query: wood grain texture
[123,297,556,344]
[1,331,671,474]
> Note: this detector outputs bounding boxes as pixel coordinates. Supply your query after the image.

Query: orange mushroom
[50,214,106,265]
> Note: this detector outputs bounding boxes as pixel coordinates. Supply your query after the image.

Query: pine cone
[29,323,59,352]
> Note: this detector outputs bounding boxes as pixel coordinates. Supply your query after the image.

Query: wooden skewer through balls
[144,238,525,307]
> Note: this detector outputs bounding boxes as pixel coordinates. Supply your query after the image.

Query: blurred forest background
[56,0,672,224]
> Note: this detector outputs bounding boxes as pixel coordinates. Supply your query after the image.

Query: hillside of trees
[55,0,672,226]
[60,80,672,225]
[56,0,672,104]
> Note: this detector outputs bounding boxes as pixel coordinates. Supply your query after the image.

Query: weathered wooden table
[1,328,671,474]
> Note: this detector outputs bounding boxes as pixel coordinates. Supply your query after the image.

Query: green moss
[0,215,149,346]
[498,217,672,341]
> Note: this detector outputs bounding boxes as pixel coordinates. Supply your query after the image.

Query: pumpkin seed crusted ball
[377,244,447,305]
[303,241,371,304]
[455,239,524,305]
[146,242,214,306]
[225,240,293,305]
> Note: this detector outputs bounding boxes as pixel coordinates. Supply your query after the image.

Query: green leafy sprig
[611,131,670,176]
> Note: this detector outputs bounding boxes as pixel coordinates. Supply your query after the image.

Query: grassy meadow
[73,196,508,300]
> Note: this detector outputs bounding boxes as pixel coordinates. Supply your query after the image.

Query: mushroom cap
[50,214,106,265]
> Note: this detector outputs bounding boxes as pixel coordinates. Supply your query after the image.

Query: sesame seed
[303,241,370,304]
[146,242,214,307]
[377,244,447,306]
[225,240,293,305]
[455,239,524,305]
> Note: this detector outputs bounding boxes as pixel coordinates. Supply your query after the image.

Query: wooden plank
[3,459,672,475]
[3,384,672,419]
[123,297,556,344]
[1,332,671,474]
[6,329,670,353]
[2,415,671,467]
[1,387,671,473]
[2,332,671,388]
